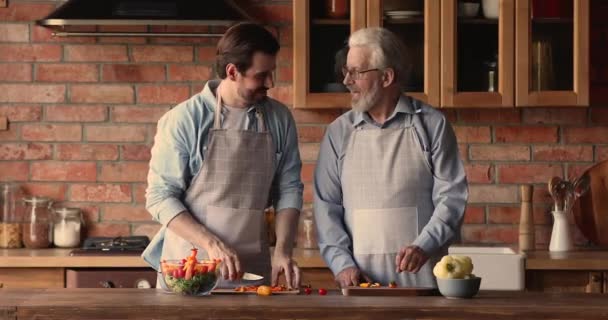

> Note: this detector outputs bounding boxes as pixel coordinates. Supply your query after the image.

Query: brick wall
[0,0,607,249]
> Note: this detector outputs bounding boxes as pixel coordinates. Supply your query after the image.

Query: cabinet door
[515,0,589,106]
[441,0,515,107]
[0,268,64,288]
[525,270,603,293]
[366,0,440,106]
[293,0,366,109]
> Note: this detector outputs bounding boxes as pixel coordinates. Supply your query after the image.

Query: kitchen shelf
[457,18,499,24]
[532,17,574,24]
[383,17,424,24]
[311,19,350,25]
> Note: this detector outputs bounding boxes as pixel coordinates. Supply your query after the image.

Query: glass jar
[22,196,53,249]
[0,184,24,248]
[52,207,84,248]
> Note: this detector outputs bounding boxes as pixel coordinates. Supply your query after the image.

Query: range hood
[36,0,256,37]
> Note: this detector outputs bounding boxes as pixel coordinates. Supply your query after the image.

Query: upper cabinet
[293,0,589,109]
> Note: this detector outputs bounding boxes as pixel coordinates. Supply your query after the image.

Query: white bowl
[458,2,480,17]
[482,0,499,19]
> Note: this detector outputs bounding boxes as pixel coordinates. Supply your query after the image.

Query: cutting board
[341,286,439,296]
[575,160,608,247]
[212,288,300,295]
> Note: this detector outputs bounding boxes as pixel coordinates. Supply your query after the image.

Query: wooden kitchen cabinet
[0,268,64,288]
[526,270,604,293]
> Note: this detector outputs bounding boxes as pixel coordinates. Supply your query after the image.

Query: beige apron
[341,114,438,288]
[159,83,276,289]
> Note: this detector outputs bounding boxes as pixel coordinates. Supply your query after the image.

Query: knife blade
[242,272,264,281]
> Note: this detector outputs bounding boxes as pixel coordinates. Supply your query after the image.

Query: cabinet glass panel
[529,0,573,91]
[457,0,499,92]
[309,1,350,94]
[382,0,425,92]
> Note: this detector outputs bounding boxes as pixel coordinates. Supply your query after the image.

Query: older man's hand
[395,245,429,273]
[335,266,372,288]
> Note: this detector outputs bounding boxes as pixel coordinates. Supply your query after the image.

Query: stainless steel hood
[36,0,256,37]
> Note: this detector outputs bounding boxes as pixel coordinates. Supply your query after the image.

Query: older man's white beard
[350,82,381,113]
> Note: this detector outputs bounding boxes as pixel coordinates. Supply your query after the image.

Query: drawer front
[66,268,157,289]
[0,268,64,288]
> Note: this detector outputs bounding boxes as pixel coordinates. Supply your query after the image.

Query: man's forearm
[273,208,299,257]
[166,211,220,252]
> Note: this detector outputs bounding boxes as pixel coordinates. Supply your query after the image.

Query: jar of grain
[22,196,53,249]
[52,207,84,248]
[0,184,24,248]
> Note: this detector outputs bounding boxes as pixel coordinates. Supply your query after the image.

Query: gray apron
[341,114,438,288]
[159,83,275,289]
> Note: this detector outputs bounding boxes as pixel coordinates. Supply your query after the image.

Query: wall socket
[0,0,7,8]
[0,116,8,131]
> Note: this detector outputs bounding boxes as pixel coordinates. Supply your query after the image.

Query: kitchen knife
[242,272,264,281]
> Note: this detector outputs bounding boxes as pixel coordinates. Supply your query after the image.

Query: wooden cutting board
[212,288,300,295]
[341,286,439,296]
[575,160,608,247]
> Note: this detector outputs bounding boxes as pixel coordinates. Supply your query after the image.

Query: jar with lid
[22,196,53,249]
[0,184,24,248]
[52,207,84,248]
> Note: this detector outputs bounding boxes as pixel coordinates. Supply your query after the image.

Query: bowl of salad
[159,248,221,296]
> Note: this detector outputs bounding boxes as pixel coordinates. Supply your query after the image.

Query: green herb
[165,273,217,295]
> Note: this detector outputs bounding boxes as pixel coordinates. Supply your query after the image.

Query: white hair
[347,27,409,88]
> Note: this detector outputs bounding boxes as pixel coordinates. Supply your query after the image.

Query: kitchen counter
[525,250,608,270]
[0,248,327,268]
[0,289,607,320]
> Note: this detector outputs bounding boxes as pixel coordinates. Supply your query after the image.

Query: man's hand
[395,245,429,273]
[335,266,372,288]
[206,239,242,281]
[271,254,301,289]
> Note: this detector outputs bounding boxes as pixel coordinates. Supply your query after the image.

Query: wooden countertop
[0,289,607,320]
[525,250,608,270]
[0,248,327,268]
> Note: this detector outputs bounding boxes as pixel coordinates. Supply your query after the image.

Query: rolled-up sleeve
[412,115,468,254]
[145,110,192,226]
[314,127,356,275]
[271,111,304,212]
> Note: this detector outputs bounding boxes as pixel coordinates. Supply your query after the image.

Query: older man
[314,27,468,288]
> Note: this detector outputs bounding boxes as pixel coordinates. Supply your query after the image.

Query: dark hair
[215,22,280,79]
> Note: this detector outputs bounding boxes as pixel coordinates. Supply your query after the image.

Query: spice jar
[0,184,24,248]
[22,196,53,249]
[52,207,84,248]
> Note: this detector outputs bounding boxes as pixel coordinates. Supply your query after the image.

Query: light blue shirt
[143,80,303,270]
[313,96,468,275]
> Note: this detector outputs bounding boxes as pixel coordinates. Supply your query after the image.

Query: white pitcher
[549,210,573,252]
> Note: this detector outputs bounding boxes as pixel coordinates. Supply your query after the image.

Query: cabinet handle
[591,275,601,282]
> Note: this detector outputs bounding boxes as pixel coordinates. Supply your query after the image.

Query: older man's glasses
[341,67,380,80]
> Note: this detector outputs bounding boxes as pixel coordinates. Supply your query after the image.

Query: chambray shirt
[142,80,303,270]
[313,95,468,275]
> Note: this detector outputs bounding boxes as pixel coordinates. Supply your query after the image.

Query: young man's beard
[238,86,269,105]
[349,81,381,113]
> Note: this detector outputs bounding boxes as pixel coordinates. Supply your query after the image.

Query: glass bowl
[159,259,221,296]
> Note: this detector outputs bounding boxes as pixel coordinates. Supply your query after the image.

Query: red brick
[498,164,563,184]
[462,225,518,244]
[0,105,41,121]
[65,45,128,62]
[567,164,595,182]
[120,145,151,161]
[268,85,293,106]
[132,223,161,240]
[98,37,146,44]
[148,26,218,45]
[453,126,491,143]
[458,144,468,163]
[111,106,169,123]
[0,23,29,42]
[86,223,131,237]
[523,108,587,125]
[0,3,55,21]
[458,109,521,124]
[0,44,61,61]
[299,143,320,162]
[196,46,217,64]
[0,143,52,160]
[564,127,608,144]
[167,64,212,82]
[45,105,107,122]
[301,163,315,183]
[590,108,608,125]
[495,126,558,143]
[277,47,293,65]
[464,164,494,183]
[54,203,100,224]
[31,161,96,182]
[70,184,132,202]
[532,182,554,204]
[99,163,148,182]
[133,184,147,204]
[303,183,313,203]
[103,204,152,222]
[30,25,96,44]
[71,85,134,104]
[0,125,18,141]
[469,145,530,161]
[279,26,292,47]
[464,206,485,224]
[131,46,193,62]
[0,84,65,103]
[535,225,551,247]
[86,125,147,142]
[488,206,520,224]
[0,161,28,181]
[0,64,32,82]
[56,144,119,161]
[21,183,67,201]
[291,109,343,124]
[277,65,293,83]
[440,109,457,124]
[297,125,326,143]
[36,64,98,82]
[533,145,593,162]
[137,85,190,104]
[22,124,81,142]
[598,146,608,162]
[533,206,552,225]
[468,185,518,203]
[102,64,166,82]
[98,25,147,33]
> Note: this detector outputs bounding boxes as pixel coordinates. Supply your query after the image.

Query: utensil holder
[549,210,572,252]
